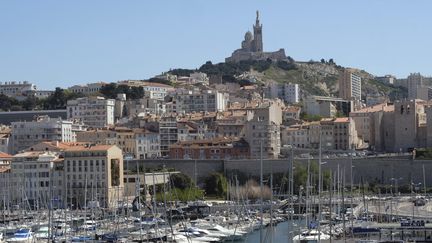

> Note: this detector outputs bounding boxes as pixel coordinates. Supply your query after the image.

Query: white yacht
[293,229,331,243]
[176,227,221,242]
[198,224,246,240]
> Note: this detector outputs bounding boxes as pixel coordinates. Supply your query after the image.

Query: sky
[1,1,432,89]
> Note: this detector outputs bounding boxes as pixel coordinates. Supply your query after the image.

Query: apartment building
[215,111,253,138]
[67,96,115,128]
[304,96,353,117]
[134,128,160,159]
[10,116,80,154]
[159,116,178,157]
[333,117,358,150]
[76,127,136,158]
[126,97,166,117]
[407,73,423,99]
[68,82,106,95]
[173,90,228,113]
[244,101,282,159]
[0,152,12,206]
[10,151,64,208]
[64,145,123,208]
[266,82,300,104]
[282,106,301,125]
[169,137,250,160]
[339,69,361,100]
[0,81,36,98]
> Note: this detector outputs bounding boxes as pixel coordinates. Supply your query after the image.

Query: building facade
[64,145,123,208]
[10,151,64,208]
[67,96,115,128]
[10,116,78,154]
[244,101,282,159]
[339,69,362,100]
[173,90,228,113]
[159,116,178,157]
[169,138,250,160]
[68,82,106,95]
[407,73,423,99]
[0,81,36,99]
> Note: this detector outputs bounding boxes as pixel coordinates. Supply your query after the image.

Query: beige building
[64,145,123,208]
[244,101,282,159]
[215,111,253,138]
[339,69,361,100]
[333,117,358,150]
[76,127,136,158]
[350,103,394,149]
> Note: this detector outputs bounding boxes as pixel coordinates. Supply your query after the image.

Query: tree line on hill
[0,81,162,112]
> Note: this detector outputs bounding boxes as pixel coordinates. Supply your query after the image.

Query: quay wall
[127,156,432,186]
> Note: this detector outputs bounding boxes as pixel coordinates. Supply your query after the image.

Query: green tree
[204,172,228,198]
[170,173,194,190]
[99,83,118,99]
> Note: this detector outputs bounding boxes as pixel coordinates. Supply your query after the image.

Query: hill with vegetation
[170,58,407,101]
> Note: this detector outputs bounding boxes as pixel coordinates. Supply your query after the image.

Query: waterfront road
[367,198,432,220]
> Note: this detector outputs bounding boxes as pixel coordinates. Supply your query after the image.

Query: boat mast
[259,139,263,243]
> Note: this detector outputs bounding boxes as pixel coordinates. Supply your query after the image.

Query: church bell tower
[253,10,263,52]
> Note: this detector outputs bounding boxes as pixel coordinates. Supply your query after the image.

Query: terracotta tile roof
[64,144,116,152]
[334,117,350,123]
[351,103,394,114]
[283,106,301,112]
[0,152,12,159]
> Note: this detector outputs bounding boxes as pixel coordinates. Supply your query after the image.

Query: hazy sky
[1,1,432,89]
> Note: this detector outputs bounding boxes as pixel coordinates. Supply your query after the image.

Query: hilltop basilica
[225,11,287,63]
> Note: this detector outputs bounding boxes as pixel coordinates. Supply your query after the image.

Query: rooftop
[64,144,116,152]
[66,144,115,151]
[350,103,395,114]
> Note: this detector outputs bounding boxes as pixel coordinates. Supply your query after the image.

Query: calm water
[239,220,304,243]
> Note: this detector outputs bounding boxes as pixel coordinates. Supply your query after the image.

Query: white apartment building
[174,90,228,113]
[134,129,160,159]
[126,98,166,116]
[0,81,36,98]
[10,151,64,208]
[64,144,123,208]
[266,82,300,104]
[10,116,78,154]
[67,96,115,128]
[68,82,106,95]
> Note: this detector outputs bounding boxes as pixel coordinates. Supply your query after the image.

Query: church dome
[244,31,253,41]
